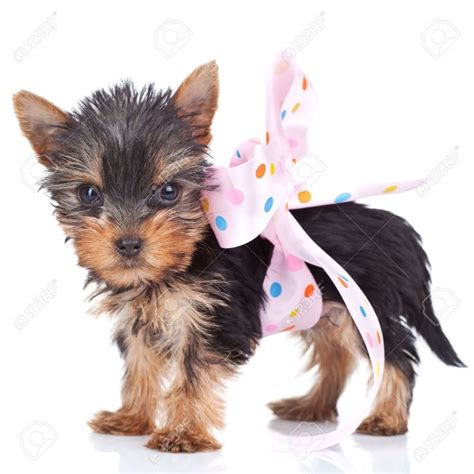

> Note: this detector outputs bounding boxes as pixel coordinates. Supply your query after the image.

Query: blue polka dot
[270,282,282,297]
[281,110,287,120]
[335,192,352,204]
[236,149,241,159]
[264,197,274,213]
[215,216,227,231]
[360,305,367,317]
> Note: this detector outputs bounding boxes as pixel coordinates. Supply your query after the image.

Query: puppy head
[13,62,219,288]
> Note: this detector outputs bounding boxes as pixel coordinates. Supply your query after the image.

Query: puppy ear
[172,60,219,146]
[13,90,71,167]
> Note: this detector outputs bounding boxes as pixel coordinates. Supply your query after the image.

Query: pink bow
[202,57,423,449]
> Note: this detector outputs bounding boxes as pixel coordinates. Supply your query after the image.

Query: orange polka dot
[302,77,308,90]
[266,131,270,144]
[338,277,349,288]
[256,164,266,178]
[282,324,296,332]
[270,162,276,175]
[291,102,301,113]
[376,330,382,345]
[298,190,312,203]
[201,198,209,213]
[304,284,315,297]
[383,185,397,193]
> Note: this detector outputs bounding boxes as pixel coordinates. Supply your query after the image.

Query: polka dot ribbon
[201,56,424,449]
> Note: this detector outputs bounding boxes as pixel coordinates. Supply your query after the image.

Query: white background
[1,1,473,473]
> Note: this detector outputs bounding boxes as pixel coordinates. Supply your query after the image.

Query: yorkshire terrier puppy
[14,61,464,452]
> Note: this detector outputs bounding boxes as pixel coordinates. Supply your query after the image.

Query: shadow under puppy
[13,61,465,452]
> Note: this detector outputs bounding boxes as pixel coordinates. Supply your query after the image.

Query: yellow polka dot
[270,162,276,175]
[290,309,298,318]
[298,190,312,203]
[201,198,209,212]
[375,361,380,379]
[291,102,301,113]
[383,185,398,193]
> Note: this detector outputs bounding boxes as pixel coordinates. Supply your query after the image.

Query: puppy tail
[407,292,466,368]
[397,227,466,368]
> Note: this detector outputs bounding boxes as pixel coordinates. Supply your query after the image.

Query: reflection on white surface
[90,433,226,473]
[89,418,410,473]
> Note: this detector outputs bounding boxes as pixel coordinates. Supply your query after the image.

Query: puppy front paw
[88,409,155,435]
[146,428,221,453]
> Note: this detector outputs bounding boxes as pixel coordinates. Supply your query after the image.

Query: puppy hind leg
[357,362,414,436]
[269,303,360,422]
[357,317,417,436]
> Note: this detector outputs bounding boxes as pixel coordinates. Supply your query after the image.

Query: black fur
[33,80,463,376]
[41,82,210,231]
[189,203,465,379]
[16,76,464,429]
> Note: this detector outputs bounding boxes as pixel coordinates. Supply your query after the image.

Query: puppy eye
[160,183,180,201]
[148,183,180,206]
[78,184,102,206]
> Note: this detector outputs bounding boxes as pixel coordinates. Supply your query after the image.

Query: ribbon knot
[202,56,423,449]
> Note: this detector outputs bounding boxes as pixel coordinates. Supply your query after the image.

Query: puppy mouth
[99,263,153,289]
[118,256,142,268]
[114,256,151,279]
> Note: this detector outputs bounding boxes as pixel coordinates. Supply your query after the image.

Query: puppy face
[14,62,219,288]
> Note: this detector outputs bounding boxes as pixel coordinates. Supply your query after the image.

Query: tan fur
[172,61,219,146]
[13,90,70,162]
[146,359,232,452]
[72,203,207,289]
[88,335,163,435]
[89,278,232,451]
[15,61,232,452]
[357,364,410,435]
[152,153,205,188]
[269,302,411,435]
[269,302,360,421]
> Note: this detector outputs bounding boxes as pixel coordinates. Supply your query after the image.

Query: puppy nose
[115,237,143,258]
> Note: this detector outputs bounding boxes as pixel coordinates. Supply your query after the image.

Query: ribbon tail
[289,178,426,209]
[275,211,385,450]
[259,237,323,336]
